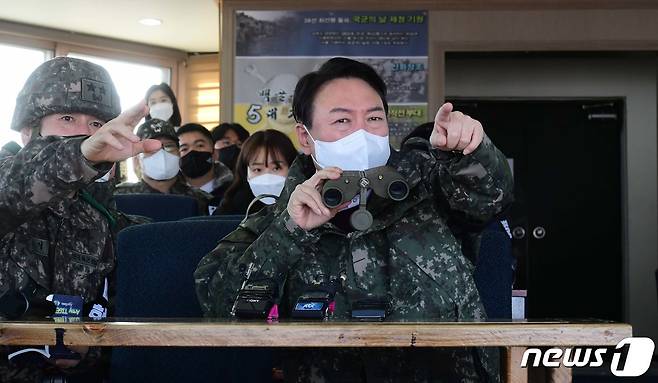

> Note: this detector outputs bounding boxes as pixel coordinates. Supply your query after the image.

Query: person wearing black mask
[211,122,250,173]
[177,123,233,214]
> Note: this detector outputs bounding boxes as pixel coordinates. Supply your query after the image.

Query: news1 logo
[521,337,655,377]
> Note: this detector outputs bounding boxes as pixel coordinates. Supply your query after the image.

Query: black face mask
[180,150,213,179]
[218,144,240,172]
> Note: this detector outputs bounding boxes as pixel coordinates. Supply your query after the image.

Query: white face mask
[140,149,180,181]
[247,172,287,205]
[304,126,391,171]
[149,102,174,122]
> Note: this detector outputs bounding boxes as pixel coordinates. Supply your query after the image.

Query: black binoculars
[321,166,409,231]
[321,166,409,208]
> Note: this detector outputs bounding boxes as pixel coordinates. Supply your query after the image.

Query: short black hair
[211,122,250,143]
[176,123,214,145]
[145,83,182,126]
[292,57,388,129]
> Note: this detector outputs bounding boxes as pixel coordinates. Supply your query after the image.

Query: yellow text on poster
[234,103,301,148]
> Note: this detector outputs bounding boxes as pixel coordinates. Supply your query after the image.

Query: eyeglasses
[162,143,179,153]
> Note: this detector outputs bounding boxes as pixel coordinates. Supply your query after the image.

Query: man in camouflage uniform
[195,58,513,382]
[115,118,211,215]
[0,57,161,382]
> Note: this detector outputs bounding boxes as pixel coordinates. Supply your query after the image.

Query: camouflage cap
[136,118,178,142]
[10,56,121,132]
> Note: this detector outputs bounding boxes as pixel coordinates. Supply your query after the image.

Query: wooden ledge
[0,320,632,348]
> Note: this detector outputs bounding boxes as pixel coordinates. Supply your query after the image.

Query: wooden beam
[0,321,632,348]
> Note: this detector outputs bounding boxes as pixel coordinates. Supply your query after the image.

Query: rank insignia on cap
[81,78,112,107]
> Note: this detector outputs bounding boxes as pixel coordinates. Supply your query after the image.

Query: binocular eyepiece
[321,187,344,209]
[322,166,409,209]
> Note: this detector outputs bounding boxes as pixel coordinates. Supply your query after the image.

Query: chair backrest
[181,214,244,223]
[111,220,270,382]
[114,193,199,222]
[473,221,514,320]
[114,220,239,317]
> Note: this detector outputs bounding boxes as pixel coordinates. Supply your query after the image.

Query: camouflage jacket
[0,136,141,380]
[115,177,211,215]
[0,136,129,307]
[194,136,513,381]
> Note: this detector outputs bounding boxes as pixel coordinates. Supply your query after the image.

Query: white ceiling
[0,0,219,52]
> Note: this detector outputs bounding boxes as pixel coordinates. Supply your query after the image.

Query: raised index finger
[435,102,453,126]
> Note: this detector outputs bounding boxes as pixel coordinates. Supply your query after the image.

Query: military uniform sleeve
[194,208,321,317]
[0,135,110,237]
[430,135,514,228]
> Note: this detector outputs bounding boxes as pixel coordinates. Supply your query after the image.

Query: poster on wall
[234,10,428,148]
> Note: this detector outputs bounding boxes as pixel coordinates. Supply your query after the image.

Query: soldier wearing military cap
[114,118,212,215]
[0,56,160,382]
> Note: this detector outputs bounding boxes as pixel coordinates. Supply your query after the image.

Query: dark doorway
[446,99,623,321]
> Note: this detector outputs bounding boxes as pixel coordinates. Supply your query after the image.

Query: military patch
[81,78,112,107]
[70,251,99,268]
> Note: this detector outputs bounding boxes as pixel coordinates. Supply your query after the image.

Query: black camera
[351,298,390,321]
[291,274,345,320]
[291,290,334,319]
[232,281,278,319]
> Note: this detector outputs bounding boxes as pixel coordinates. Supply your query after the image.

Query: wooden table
[0,319,632,383]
